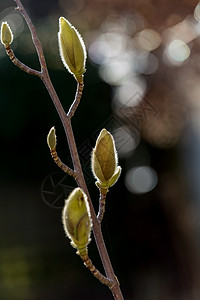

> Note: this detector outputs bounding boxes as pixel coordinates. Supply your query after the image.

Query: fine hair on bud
[62,188,92,250]
[58,17,87,81]
[91,129,118,181]
[1,22,13,46]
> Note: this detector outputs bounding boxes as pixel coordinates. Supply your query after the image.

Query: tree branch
[9,2,125,299]
[15,0,47,74]
[5,45,41,77]
[50,147,76,178]
[81,253,115,288]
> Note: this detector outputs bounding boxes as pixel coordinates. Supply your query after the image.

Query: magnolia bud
[91,129,121,189]
[47,126,57,149]
[1,22,13,46]
[58,17,86,82]
[62,188,92,251]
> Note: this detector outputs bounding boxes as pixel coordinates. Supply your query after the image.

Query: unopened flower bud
[91,129,121,189]
[58,17,86,82]
[62,188,92,251]
[1,22,13,46]
[47,127,57,149]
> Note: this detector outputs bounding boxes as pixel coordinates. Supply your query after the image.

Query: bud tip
[47,126,57,149]
[1,22,13,46]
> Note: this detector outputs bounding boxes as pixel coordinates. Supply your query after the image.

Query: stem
[78,248,114,288]
[60,96,123,299]
[67,79,84,119]
[43,75,124,300]
[81,254,114,288]
[97,188,108,223]
[50,147,76,178]
[15,0,47,73]
[5,45,41,76]
[11,1,125,299]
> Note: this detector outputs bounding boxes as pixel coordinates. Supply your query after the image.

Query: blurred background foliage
[1,0,200,299]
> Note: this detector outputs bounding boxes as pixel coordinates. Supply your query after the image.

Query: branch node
[5,45,41,77]
[80,252,114,288]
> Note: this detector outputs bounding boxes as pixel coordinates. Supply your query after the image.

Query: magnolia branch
[2,1,125,299]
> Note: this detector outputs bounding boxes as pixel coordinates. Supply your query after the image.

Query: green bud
[58,17,86,82]
[47,126,57,149]
[1,22,13,46]
[62,188,92,251]
[91,129,121,188]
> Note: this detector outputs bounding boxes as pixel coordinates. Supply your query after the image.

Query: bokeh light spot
[137,53,159,75]
[125,166,158,194]
[89,32,130,66]
[113,127,140,157]
[194,3,200,22]
[99,53,135,85]
[168,39,190,62]
[114,77,146,106]
[89,40,111,64]
[135,29,162,51]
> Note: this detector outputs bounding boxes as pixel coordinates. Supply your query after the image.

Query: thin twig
[80,253,115,288]
[50,147,76,178]
[5,45,41,77]
[97,188,108,223]
[9,2,125,300]
[15,0,47,74]
[67,80,84,119]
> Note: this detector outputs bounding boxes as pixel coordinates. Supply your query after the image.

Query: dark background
[1,0,200,299]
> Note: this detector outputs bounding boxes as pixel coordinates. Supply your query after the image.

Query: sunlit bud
[47,127,57,149]
[62,188,92,251]
[91,129,121,189]
[1,22,13,46]
[58,17,86,82]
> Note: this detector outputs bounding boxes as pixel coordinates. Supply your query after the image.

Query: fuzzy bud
[91,129,121,189]
[62,188,92,251]
[1,22,13,46]
[47,127,57,149]
[58,17,86,82]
